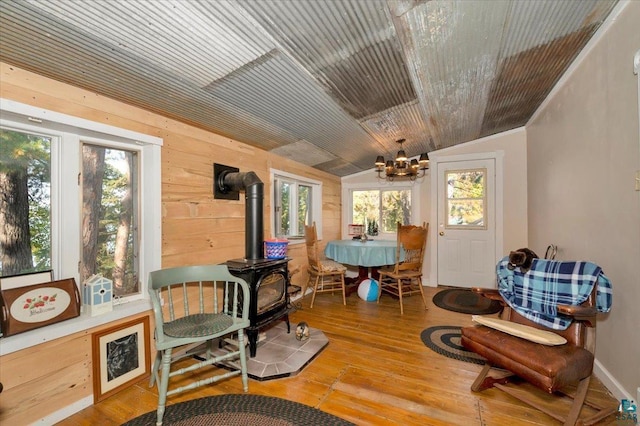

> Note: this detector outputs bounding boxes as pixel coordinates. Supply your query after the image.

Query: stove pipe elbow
[219,171,264,260]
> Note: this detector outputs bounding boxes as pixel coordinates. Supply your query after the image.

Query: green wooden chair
[148,265,250,426]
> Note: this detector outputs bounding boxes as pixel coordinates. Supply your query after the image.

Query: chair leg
[565,376,590,426]
[310,274,320,308]
[340,273,346,305]
[568,385,619,425]
[471,363,493,392]
[156,348,173,426]
[397,278,404,315]
[416,278,428,310]
[470,363,513,392]
[237,329,249,392]
[149,350,161,388]
[491,374,612,426]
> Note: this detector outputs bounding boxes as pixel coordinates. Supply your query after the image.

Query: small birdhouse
[83,274,113,317]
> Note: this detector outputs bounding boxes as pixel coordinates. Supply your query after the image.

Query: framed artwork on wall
[92,316,151,402]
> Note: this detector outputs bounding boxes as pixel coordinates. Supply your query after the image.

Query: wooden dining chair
[305,222,347,308]
[377,222,429,314]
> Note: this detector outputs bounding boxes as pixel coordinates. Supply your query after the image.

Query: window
[0,129,52,275]
[0,99,161,303]
[271,170,321,240]
[350,187,413,237]
[81,144,139,297]
[445,168,486,229]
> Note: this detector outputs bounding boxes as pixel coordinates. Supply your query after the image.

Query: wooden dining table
[324,239,403,294]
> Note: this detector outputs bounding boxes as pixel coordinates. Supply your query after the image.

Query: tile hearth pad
[212,321,329,381]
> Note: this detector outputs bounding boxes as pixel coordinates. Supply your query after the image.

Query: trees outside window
[81,144,139,296]
[1,100,161,311]
[0,129,51,276]
[445,169,486,228]
[272,171,321,240]
[351,188,411,236]
[0,130,140,297]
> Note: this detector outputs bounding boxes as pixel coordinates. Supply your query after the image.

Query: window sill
[0,299,152,356]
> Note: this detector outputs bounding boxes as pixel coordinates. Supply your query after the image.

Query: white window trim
[0,98,162,355]
[342,182,421,239]
[269,168,322,244]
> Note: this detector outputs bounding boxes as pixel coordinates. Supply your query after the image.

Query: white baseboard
[594,358,633,402]
[32,395,93,425]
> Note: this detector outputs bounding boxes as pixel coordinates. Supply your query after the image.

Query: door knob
[439,231,444,236]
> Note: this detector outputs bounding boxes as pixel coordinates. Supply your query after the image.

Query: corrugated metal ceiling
[0,0,619,177]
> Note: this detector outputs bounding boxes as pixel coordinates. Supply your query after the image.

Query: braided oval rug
[420,325,487,365]
[123,394,354,426]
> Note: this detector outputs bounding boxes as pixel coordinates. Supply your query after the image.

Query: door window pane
[82,144,139,297]
[0,129,51,276]
[445,169,486,228]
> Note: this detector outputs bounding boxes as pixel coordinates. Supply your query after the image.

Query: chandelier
[375,138,429,181]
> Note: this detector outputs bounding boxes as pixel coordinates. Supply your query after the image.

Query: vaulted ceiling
[0,0,619,176]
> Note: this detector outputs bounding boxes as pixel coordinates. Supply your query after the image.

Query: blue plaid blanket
[497,257,612,330]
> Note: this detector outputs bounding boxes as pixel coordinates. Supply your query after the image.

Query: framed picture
[348,224,364,236]
[92,316,151,402]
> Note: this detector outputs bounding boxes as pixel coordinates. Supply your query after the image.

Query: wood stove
[214,164,291,357]
[226,258,290,357]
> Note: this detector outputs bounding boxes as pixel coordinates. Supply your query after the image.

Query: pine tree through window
[0,129,52,276]
[81,144,139,297]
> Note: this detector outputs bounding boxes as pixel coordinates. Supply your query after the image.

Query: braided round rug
[420,325,487,365]
[432,288,502,315]
[122,394,354,426]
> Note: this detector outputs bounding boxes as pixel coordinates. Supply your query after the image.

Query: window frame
[343,182,420,240]
[79,140,142,295]
[270,169,322,243]
[0,98,162,354]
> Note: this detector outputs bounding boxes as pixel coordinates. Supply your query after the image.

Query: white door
[436,158,496,288]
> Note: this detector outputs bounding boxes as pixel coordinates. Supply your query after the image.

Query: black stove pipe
[218,171,264,260]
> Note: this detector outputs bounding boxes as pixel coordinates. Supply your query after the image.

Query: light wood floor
[57,286,619,425]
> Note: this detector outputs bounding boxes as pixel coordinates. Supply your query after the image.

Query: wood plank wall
[0,62,343,424]
[0,312,152,425]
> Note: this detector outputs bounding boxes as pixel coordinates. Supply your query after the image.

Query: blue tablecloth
[324,240,402,267]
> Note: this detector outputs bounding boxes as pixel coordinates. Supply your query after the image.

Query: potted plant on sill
[367,219,379,236]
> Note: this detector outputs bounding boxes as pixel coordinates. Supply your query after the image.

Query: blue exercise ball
[357,279,379,302]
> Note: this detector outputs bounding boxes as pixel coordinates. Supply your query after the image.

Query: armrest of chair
[557,304,597,326]
[471,288,597,325]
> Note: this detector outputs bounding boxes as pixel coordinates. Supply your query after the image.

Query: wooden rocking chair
[461,258,617,425]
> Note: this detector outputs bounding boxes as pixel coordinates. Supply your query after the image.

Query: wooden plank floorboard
[55,286,619,425]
